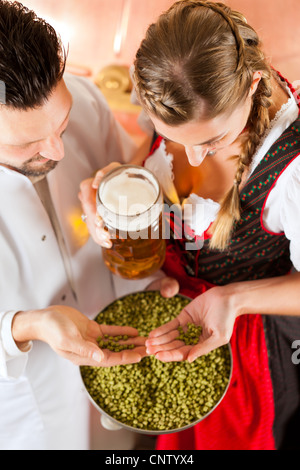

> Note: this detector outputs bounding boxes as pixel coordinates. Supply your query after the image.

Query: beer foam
[97,166,162,232]
[100,172,157,216]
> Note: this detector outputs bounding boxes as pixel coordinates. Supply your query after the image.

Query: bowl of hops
[80,291,232,434]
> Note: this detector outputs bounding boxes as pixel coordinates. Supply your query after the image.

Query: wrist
[12,309,43,350]
[222,282,251,318]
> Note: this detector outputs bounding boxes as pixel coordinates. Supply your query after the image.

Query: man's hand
[12,305,147,367]
[78,162,121,248]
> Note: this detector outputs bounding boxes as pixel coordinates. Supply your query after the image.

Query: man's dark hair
[0,0,67,109]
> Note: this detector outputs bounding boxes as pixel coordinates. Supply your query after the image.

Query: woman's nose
[39,135,65,161]
[185,145,209,166]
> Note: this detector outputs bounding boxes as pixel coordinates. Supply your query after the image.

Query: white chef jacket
[0,73,150,450]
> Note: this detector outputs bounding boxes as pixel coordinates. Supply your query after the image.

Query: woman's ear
[248,71,262,97]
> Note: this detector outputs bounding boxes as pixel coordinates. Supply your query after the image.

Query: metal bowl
[80,292,233,435]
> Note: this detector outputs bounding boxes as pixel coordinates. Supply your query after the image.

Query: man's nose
[39,135,65,161]
[185,145,209,166]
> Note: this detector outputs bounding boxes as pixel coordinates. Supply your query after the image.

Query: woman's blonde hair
[134,0,272,251]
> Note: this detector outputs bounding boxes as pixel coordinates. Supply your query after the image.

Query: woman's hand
[12,305,147,367]
[78,162,121,248]
[145,285,238,362]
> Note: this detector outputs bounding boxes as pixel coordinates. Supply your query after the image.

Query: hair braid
[180,2,272,250]
[134,0,274,250]
[209,76,272,250]
[184,1,246,73]
[133,66,189,121]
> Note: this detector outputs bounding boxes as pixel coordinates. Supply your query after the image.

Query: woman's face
[150,94,253,167]
[148,69,264,167]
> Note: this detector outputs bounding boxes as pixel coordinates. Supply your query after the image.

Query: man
[0,1,176,450]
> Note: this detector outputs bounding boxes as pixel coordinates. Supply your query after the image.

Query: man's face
[0,79,73,178]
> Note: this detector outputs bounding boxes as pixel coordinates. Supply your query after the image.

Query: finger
[94,215,104,228]
[95,227,112,248]
[187,336,224,362]
[146,276,180,298]
[100,346,147,367]
[99,324,140,338]
[78,178,96,210]
[148,317,180,339]
[146,339,184,355]
[78,182,100,234]
[131,345,147,357]
[159,277,180,298]
[119,336,146,346]
[94,215,112,247]
[59,352,104,367]
[148,308,194,339]
[59,339,105,366]
[78,183,108,247]
[146,329,180,347]
[92,162,121,189]
[155,345,192,363]
[78,178,91,201]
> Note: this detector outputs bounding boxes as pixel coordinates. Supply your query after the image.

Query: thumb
[92,162,121,189]
[147,276,180,298]
[187,336,222,363]
[159,277,180,298]
[90,345,104,363]
[72,338,104,364]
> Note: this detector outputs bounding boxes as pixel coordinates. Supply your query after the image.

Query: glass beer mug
[96,165,166,280]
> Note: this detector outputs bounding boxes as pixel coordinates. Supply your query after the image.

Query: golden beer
[97,165,166,279]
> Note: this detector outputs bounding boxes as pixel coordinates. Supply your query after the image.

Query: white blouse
[144,84,300,271]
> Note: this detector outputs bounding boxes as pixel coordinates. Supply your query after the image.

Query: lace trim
[182,193,220,235]
[160,139,175,182]
[145,139,180,205]
[184,192,220,209]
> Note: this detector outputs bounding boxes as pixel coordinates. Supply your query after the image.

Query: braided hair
[134,0,272,251]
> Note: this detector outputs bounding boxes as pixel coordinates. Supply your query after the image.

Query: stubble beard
[15,155,59,178]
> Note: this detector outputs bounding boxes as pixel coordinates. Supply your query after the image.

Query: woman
[132,0,300,450]
[80,0,300,450]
